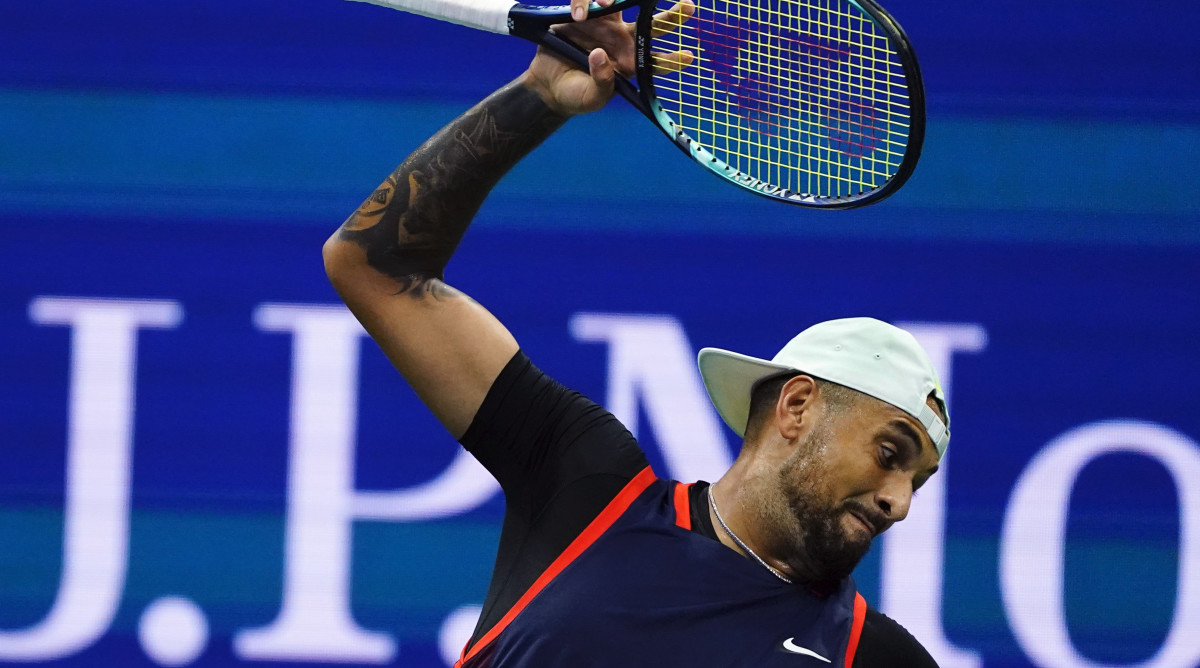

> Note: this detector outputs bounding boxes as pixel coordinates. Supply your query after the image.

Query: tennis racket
[351,0,924,208]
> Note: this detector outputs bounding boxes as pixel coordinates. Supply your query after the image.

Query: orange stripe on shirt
[455,465,658,667]
[673,482,694,530]
[843,592,868,668]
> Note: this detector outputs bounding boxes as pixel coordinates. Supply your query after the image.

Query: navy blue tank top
[458,468,867,667]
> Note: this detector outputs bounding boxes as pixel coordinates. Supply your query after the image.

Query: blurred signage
[1,219,1197,667]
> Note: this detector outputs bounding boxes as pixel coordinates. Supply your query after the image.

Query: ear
[774,375,818,440]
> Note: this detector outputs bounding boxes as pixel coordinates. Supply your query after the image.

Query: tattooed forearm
[337,79,568,297]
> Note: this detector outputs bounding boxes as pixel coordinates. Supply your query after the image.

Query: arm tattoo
[337,80,568,298]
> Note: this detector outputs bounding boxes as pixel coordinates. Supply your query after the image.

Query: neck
[708,478,797,583]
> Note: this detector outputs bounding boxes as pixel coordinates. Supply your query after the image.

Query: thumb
[588,48,616,90]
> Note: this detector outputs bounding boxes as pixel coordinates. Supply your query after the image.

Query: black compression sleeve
[458,351,649,645]
[853,608,940,667]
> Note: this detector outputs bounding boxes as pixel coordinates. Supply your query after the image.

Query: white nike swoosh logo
[781,638,831,663]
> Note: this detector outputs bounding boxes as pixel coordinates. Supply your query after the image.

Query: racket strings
[648,0,912,198]
[652,46,912,111]
[650,74,910,143]
[659,5,898,189]
[659,101,902,149]
[677,9,907,78]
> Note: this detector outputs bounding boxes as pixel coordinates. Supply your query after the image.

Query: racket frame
[378,0,926,208]
[630,0,925,208]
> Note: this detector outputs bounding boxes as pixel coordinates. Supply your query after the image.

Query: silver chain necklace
[708,485,793,584]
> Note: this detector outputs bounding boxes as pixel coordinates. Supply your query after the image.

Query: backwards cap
[697,317,949,457]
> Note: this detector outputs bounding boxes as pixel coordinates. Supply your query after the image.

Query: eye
[878,444,898,468]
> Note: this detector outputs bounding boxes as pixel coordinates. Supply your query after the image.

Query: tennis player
[323,4,943,665]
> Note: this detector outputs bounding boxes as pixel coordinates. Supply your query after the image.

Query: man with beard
[322,1,944,664]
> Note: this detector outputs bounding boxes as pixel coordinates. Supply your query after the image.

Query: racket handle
[348,0,516,34]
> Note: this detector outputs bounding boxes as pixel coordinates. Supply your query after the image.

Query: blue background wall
[1,1,1199,666]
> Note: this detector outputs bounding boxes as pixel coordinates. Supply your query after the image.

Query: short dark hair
[743,372,864,440]
[744,373,948,442]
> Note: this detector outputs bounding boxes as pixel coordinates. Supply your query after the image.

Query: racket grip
[348,0,516,34]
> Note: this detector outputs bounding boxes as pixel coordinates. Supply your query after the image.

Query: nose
[875,474,913,523]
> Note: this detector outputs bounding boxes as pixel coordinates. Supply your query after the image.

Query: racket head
[634,0,925,208]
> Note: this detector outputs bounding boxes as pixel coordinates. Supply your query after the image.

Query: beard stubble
[760,418,875,586]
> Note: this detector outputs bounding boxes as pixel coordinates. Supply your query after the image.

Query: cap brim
[697,348,796,437]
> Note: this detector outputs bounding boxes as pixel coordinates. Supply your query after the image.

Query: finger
[571,0,593,21]
[651,0,695,38]
[588,47,616,88]
[651,49,695,74]
[593,0,618,21]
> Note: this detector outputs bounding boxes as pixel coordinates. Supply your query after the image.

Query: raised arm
[323,13,633,438]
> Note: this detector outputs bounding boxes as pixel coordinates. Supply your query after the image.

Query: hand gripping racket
[351,0,925,208]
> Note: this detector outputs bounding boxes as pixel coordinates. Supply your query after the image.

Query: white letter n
[570,313,732,483]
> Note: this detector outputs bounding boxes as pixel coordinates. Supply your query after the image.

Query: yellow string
[652,80,911,137]
[648,0,912,195]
